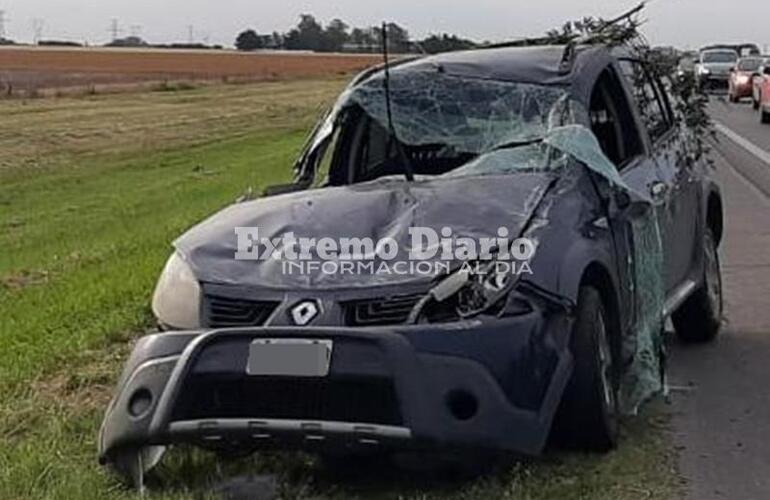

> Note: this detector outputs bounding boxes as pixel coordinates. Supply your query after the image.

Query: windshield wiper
[490,137,544,152]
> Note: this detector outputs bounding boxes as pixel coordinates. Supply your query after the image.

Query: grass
[0,79,681,499]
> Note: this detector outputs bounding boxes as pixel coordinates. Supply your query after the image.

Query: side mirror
[611,189,650,219]
[729,66,736,73]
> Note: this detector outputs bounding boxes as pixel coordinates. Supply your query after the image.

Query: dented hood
[175,173,553,290]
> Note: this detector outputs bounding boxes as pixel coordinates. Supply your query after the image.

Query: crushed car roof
[370,45,615,102]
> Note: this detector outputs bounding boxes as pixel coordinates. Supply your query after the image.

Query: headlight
[151,251,202,330]
[738,75,750,84]
[407,259,522,323]
[699,67,711,75]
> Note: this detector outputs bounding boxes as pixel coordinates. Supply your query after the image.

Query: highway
[671,98,770,500]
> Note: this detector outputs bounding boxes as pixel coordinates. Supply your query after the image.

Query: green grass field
[0,80,680,499]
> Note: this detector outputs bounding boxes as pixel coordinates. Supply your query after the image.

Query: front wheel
[553,286,619,451]
[673,229,723,342]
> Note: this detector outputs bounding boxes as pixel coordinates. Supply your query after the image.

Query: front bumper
[99,310,573,470]
[700,74,729,91]
[732,79,754,97]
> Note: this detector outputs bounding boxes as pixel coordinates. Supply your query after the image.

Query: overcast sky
[2,0,768,51]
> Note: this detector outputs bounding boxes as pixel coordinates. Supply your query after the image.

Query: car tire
[673,229,723,343]
[553,286,619,451]
[762,108,770,124]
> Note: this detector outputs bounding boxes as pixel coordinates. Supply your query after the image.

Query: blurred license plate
[247,339,333,377]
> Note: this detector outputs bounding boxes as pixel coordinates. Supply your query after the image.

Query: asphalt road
[670,98,770,500]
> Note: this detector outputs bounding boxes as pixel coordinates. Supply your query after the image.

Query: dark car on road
[98,44,724,489]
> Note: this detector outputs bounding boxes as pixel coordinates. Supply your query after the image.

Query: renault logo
[290,300,320,326]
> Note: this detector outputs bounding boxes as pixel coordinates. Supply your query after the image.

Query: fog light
[128,388,153,418]
[445,389,479,421]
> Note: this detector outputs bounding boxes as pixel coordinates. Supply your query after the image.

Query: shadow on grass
[133,404,678,500]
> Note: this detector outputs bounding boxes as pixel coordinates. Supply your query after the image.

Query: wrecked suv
[99,45,723,487]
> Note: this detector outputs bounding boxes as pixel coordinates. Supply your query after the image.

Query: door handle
[650,181,669,199]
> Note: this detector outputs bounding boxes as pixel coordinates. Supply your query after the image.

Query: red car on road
[754,60,770,123]
[729,57,763,102]
[751,58,770,110]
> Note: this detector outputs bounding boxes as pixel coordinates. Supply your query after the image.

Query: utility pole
[108,18,120,41]
[0,10,7,40]
[187,25,194,44]
[32,18,44,44]
[129,24,142,38]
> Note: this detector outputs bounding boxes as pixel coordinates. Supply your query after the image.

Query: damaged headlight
[408,260,523,323]
[454,261,521,318]
[151,251,202,330]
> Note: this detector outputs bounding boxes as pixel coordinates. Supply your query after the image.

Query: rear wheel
[554,286,619,451]
[673,229,723,342]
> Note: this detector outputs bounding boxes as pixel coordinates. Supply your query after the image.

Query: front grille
[171,375,402,426]
[205,295,279,327]
[345,294,423,326]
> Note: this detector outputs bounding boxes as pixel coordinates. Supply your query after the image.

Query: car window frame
[589,65,647,172]
[619,57,676,146]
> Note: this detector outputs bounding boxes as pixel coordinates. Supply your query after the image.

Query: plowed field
[0,47,380,95]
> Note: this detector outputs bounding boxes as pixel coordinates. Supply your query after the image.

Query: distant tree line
[104,36,224,50]
[235,14,479,54]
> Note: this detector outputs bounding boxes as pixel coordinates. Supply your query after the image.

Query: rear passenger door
[620,59,699,295]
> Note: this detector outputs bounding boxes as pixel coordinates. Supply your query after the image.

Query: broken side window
[588,67,645,168]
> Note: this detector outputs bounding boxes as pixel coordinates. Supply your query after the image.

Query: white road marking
[714,121,770,166]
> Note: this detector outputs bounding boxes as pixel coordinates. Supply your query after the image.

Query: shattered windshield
[301,70,573,184]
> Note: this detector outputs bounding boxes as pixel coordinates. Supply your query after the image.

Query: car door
[585,66,663,344]
[620,60,698,295]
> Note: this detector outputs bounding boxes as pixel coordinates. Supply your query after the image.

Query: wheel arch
[556,244,623,346]
[707,189,723,246]
[579,262,622,347]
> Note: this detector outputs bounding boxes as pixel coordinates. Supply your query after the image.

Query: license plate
[246,339,333,377]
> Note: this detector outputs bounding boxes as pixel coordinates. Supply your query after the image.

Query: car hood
[175,173,554,290]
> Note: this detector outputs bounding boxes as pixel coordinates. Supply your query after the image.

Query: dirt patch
[0,269,50,290]
[31,344,128,413]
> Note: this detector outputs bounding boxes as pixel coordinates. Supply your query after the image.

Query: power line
[32,18,45,44]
